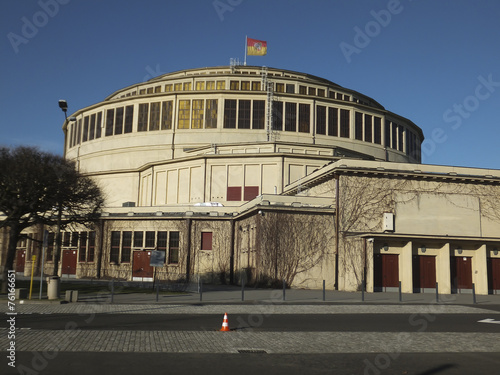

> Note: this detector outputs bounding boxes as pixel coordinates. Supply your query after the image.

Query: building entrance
[451,256,472,293]
[412,255,436,292]
[133,250,154,281]
[374,253,399,292]
[62,249,78,277]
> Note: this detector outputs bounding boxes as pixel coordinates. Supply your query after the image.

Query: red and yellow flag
[247,38,267,56]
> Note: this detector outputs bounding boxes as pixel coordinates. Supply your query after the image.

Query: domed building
[4,66,500,295]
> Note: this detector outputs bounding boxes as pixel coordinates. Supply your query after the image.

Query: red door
[62,249,78,275]
[451,256,472,291]
[133,251,153,279]
[15,249,26,273]
[413,255,436,291]
[374,253,399,291]
[487,258,500,292]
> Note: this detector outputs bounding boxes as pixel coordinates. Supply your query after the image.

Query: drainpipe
[335,174,340,290]
[185,218,192,282]
[229,218,235,284]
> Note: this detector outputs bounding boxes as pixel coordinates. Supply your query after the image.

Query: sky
[1,0,500,170]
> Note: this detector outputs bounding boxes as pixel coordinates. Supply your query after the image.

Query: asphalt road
[8,312,500,333]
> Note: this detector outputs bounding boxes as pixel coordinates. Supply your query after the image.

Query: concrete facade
[3,66,500,294]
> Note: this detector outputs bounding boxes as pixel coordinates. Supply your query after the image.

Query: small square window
[201,232,213,250]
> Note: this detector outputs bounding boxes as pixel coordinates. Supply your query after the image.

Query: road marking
[478,318,500,324]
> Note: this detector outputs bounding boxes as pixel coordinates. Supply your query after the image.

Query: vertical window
[71,232,79,247]
[206,81,215,90]
[285,102,297,132]
[205,99,218,129]
[105,109,114,136]
[336,93,343,100]
[196,81,205,91]
[183,82,191,91]
[252,100,265,129]
[83,116,89,142]
[174,83,182,91]
[155,86,161,93]
[224,99,237,128]
[299,86,307,95]
[392,123,398,149]
[275,83,284,93]
[115,107,124,135]
[139,89,146,95]
[62,232,70,247]
[124,105,134,133]
[69,123,75,148]
[238,100,251,129]
[340,109,350,138]
[88,231,96,263]
[191,100,204,129]
[355,112,363,140]
[385,120,391,147]
[216,80,225,90]
[76,119,82,145]
[364,114,372,142]
[149,102,160,131]
[272,101,283,131]
[328,107,338,136]
[147,87,153,94]
[145,231,155,248]
[230,81,239,90]
[374,117,382,145]
[201,232,213,250]
[161,101,173,130]
[95,112,102,138]
[157,231,167,262]
[308,87,316,96]
[110,231,120,263]
[89,114,96,140]
[121,231,132,263]
[316,106,326,135]
[241,81,250,90]
[79,232,87,262]
[286,84,295,94]
[165,84,173,92]
[298,104,310,133]
[47,233,55,262]
[133,231,143,248]
[317,89,325,97]
[168,232,179,264]
[398,126,404,151]
[252,81,261,91]
[138,104,149,132]
[178,100,191,129]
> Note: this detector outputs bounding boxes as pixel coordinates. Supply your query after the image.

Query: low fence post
[472,283,477,304]
[322,280,326,302]
[199,280,203,302]
[156,283,159,302]
[283,279,286,301]
[361,279,365,302]
[110,279,114,304]
[435,282,439,303]
[399,281,402,303]
[241,277,245,302]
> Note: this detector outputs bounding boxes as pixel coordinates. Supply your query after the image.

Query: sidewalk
[7,283,499,306]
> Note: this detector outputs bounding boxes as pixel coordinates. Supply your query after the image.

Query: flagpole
[244,35,247,66]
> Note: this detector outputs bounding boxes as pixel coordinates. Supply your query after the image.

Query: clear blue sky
[1,0,499,169]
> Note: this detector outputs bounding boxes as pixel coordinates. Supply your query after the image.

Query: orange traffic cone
[220,313,230,332]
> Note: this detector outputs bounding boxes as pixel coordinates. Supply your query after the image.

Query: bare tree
[0,146,103,291]
[257,211,334,287]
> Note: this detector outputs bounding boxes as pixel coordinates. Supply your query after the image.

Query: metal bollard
[323,280,326,302]
[472,283,477,304]
[283,279,286,301]
[399,281,402,303]
[156,283,159,302]
[361,279,365,302]
[435,282,439,303]
[199,280,203,302]
[241,277,245,302]
[111,279,114,304]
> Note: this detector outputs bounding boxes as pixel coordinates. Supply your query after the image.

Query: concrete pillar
[472,244,488,295]
[400,241,413,293]
[437,243,451,294]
